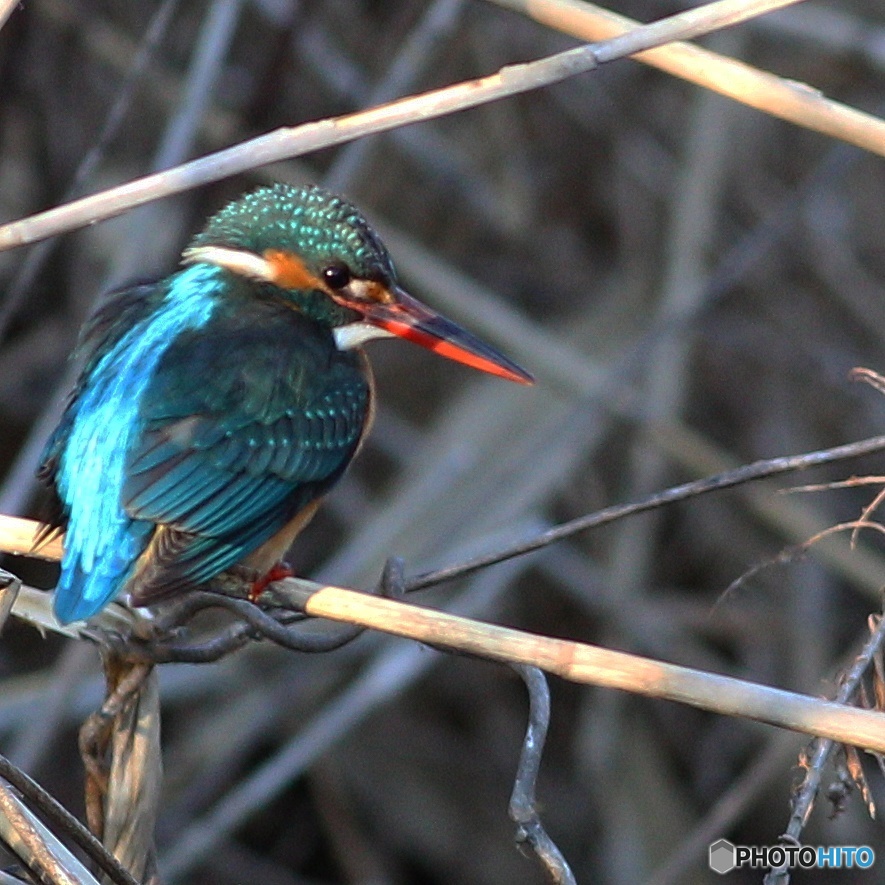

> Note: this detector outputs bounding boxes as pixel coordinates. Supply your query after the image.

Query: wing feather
[120,303,370,602]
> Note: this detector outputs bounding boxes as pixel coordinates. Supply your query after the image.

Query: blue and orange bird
[38,184,532,624]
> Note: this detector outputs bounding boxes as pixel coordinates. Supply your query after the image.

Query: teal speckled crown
[190,183,397,284]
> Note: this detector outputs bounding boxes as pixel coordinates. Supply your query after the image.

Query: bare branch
[406,433,885,591]
[267,578,885,753]
[509,664,576,885]
[0,0,844,253]
[764,611,885,885]
[491,0,885,155]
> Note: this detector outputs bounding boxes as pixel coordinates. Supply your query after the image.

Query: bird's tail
[52,521,151,624]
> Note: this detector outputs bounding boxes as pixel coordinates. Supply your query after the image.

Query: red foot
[249,562,295,603]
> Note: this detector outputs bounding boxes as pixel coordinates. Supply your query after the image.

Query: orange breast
[242,498,324,575]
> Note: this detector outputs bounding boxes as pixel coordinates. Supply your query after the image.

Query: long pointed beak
[363,287,533,385]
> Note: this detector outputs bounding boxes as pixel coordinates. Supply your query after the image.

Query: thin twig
[0,0,822,252]
[122,621,253,664]
[509,664,576,885]
[5,432,885,632]
[764,610,885,885]
[159,562,526,879]
[161,593,362,654]
[323,0,468,192]
[406,433,885,592]
[99,658,161,884]
[6,434,885,584]
[119,558,407,664]
[79,661,155,840]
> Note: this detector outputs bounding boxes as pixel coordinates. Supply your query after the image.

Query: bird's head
[183,183,532,385]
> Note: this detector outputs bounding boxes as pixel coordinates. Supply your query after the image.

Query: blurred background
[1,0,885,882]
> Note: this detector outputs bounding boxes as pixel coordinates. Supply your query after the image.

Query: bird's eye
[322,262,351,290]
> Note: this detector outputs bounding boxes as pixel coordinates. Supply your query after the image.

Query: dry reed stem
[493,0,885,154]
[99,661,161,882]
[0,0,19,31]
[0,515,64,561]
[268,578,885,754]
[0,778,100,885]
[0,0,853,252]
[3,511,883,755]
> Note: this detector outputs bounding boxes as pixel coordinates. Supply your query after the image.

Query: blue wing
[124,301,370,604]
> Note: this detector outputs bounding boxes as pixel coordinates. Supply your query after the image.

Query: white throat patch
[333,322,396,350]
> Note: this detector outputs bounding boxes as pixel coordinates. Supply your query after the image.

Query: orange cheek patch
[263,249,324,291]
[363,280,395,304]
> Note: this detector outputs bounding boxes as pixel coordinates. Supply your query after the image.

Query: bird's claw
[249,561,294,603]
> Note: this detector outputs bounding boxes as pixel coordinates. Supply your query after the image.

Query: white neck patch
[333,322,396,350]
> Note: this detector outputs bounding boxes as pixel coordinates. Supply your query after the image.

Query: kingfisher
[38,183,532,624]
